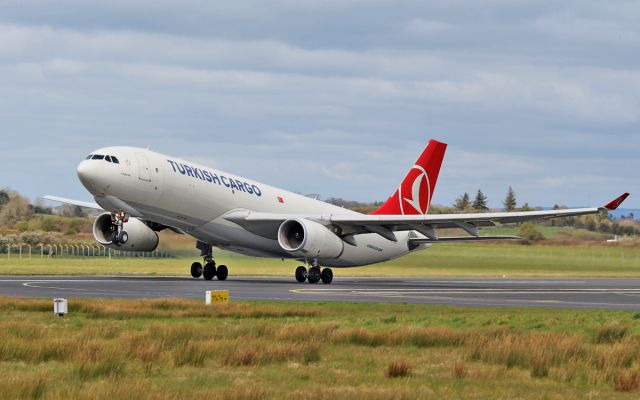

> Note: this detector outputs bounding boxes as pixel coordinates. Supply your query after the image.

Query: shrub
[519,223,544,241]
[39,216,58,232]
[15,221,28,232]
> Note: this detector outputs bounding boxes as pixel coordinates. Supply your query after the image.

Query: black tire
[118,231,128,244]
[295,266,308,283]
[307,267,321,284]
[217,265,228,281]
[111,230,119,244]
[191,262,203,278]
[203,262,216,280]
[321,268,333,284]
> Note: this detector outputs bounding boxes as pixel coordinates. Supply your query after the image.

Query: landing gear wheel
[295,266,308,283]
[321,268,333,284]
[117,231,128,244]
[191,262,203,278]
[217,265,228,281]
[203,262,217,281]
[307,267,321,284]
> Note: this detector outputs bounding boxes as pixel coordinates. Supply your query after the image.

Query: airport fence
[0,243,174,259]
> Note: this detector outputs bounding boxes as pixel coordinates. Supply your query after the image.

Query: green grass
[0,243,638,277]
[1,297,640,399]
[481,225,588,239]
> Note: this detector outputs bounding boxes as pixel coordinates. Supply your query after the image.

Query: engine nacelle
[277,218,344,259]
[93,212,159,252]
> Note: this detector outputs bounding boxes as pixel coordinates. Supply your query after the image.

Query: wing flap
[410,235,522,243]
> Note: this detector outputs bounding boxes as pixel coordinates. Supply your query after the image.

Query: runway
[1,276,640,309]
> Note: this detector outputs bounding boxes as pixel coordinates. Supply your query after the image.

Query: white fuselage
[77,146,423,267]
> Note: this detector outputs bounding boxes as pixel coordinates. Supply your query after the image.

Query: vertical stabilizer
[371,139,447,215]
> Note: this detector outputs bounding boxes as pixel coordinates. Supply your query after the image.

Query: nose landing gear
[190,241,228,281]
[110,211,129,245]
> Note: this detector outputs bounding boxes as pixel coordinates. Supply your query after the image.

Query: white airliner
[45,139,629,284]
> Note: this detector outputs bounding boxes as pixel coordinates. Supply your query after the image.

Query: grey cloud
[0,1,638,208]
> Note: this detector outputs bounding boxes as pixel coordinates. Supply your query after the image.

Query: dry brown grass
[614,369,640,392]
[0,296,638,398]
[385,360,413,378]
[73,298,324,319]
[452,362,467,379]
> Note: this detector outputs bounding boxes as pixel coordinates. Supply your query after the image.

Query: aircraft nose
[77,159,101,193]
[76,160,92,181]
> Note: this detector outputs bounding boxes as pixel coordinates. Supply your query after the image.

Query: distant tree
[65,218,88,235]
[15,221,29,232]
[0,194,32,226]
[0,190,9,209]
[503,187,517,211]
[585,217,597,232]
[39,216,59,232]
[453,192,471,211]
[598,222,611,233]
[472,190,488,211]
[58,204,87,218]
[520,202,535,212]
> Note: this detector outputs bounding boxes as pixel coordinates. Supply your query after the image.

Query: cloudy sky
[0,0,638,209]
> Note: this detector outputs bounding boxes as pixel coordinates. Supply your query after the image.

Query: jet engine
[92,212,159,252]
[277,218,344,259]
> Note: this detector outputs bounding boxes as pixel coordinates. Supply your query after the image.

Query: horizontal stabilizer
[410,235,522,243]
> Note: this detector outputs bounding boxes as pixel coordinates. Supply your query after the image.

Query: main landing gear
[190,241,228,281]
[295,263,333,284]
[110,211,129,245]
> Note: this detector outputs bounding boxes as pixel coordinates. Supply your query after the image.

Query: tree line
[452,186,525,212]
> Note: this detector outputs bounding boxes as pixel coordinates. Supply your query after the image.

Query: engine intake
[93,212,159,252]
[277,218,343,259]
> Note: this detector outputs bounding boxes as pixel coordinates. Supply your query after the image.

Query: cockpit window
[92,154,105,160]
[111,156,120,164]
[85,154,93,160]
[105,155,112,162]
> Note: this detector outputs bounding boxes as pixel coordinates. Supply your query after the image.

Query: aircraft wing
[43,195,103,210]
[225,193,629,242]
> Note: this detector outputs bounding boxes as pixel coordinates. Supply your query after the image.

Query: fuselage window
[85,154,93,160]
[105,155,112,163]
[92,154,105,160]
[111,156,120,164]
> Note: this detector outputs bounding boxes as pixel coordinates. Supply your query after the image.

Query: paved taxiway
[0,276,640,309]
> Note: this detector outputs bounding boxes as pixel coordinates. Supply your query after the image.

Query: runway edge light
[205,290,229,304]
[53,298,68,317]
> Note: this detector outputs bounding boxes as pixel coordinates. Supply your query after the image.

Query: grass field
[0,243,638,277]
[1,297,640,399]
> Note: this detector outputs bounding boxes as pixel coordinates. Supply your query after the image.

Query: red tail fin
[371,139,447,215]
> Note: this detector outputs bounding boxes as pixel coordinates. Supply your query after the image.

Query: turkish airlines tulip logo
[398,165,431,215]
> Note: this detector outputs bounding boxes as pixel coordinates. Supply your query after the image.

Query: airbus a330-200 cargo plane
[45,139,629,284]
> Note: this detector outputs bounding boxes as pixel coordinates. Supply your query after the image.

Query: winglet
[602,193,630,210]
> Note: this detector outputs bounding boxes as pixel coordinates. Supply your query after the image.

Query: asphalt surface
[1,276,640,309]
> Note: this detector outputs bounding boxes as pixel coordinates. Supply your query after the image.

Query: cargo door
[136,154,151,182]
